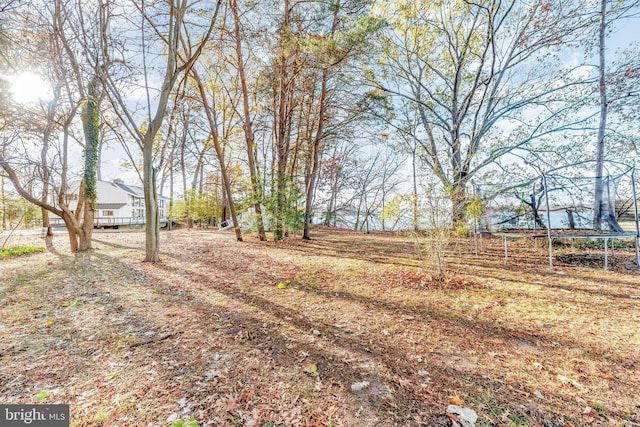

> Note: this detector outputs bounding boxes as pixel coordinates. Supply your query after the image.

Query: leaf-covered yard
[0,228,639,426]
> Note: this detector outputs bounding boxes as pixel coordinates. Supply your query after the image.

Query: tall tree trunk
[179,124,192,229]
[79,78,101,251]
[41,92,57,236]
[191,151,204,199]
[192,69,242,241]
[324,200,333,226]
[273,0,293,241]
[1,174,6,231]
[529,193,546,229]
[354,196,362,231]
[143,147,160,262]
[62,212,82,252]
[302,0,340,240]
[412,146,419,231]
[567,209,576,229]
[231,0,266,240]
[593,0,607,231]
[97,126,104,182]
[324,150,340,227]
[275,172,287,240]
[450,182,468,227]
[169,152,174,230]
[302,69,328,240]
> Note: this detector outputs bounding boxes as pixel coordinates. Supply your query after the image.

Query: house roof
[97,203,127,210]
[107,181,169,200]
[109,181,143,197]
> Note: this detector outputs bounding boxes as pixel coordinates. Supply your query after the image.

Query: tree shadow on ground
[151,244,636,425]
[4,231,635,426]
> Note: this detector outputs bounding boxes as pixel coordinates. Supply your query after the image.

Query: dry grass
[0,227,639,427]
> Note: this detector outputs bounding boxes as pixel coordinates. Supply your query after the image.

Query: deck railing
[49,217,162,227]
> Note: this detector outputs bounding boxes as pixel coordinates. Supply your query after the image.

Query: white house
[51,179,169,228]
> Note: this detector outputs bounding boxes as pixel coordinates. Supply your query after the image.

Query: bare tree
[592,0,638,231]
[373,0,592,225]
[190,68,243,241]
[0,0,107,251]
[351,146,404,233]
[318,142,355,227]
[102,0,222,261]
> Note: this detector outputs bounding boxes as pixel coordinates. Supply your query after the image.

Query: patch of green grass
[36,390,50,402]
[0,245,45,258]
[94,411,108,426]
[507,414,529,425]
[173,416,199,427]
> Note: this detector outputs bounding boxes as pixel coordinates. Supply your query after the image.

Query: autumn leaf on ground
[219,397,238,412]
[583,406,598,423]
[237,390,254,403]
[449,396,464,405]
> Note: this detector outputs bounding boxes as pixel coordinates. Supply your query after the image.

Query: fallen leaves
[1,229,639,427]
[449,396,465,405]
[582,406,598,423]
[305,412,330,427]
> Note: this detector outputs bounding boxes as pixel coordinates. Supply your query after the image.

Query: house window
[103,210,114,217]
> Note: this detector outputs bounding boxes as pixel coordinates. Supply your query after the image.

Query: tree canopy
[1,0,639,253]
